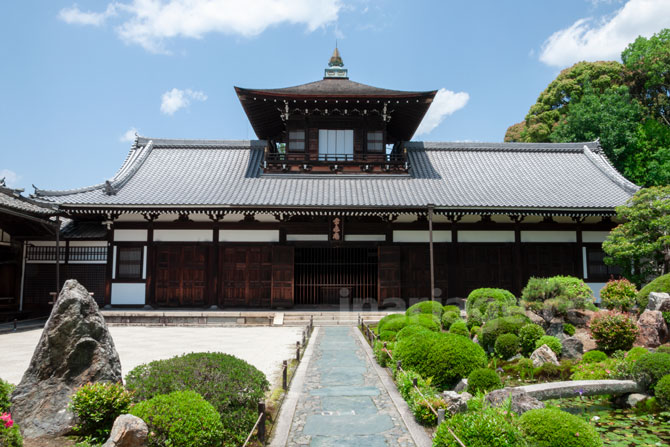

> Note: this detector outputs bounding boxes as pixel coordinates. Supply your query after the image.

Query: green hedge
[466,288,517,315]
[377,313,440,333]
[633,352,670,392]
[406,300,444,318]
[396,325,431,342]
[125,352,268,446]
[519,408,602,447]
[394,331,486,390]
[480,315,530,352]
[518,324,546,357]
[449,320,469,337]
[637,273,670,310]
[495,333,520,359]
[582,350,608,364]
[655,374,670,410]
[535,335,562,356]
[467,368,502,394]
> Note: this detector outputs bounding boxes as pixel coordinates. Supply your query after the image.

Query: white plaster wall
[114,213,145,222]
[520,231,577,243]
[583,231,610,243]
[69,241,108,247]
[286,234,329,241]
[114,229,148,242]
[111,283,146,305]
[345,234,386,242]
[393,231,451,243]
[153,229,213,242]
[457,231,515,243]
[219,229,279,242]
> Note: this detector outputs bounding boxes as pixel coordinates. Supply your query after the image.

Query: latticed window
[586,247,621,281]
[288,130,305,152]
[117,246,143,279]
[367,131,384,152]
[69,246,107,262]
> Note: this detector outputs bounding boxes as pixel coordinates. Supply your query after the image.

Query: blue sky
[1,0,668,192]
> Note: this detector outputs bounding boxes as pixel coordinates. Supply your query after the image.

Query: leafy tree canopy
[603,186,670,286]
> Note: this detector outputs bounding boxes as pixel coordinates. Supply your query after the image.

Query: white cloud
[160,88,207,115]
[0,169,21,188]
[539,0,670,67]
[120,127,138,142]
[58,3,118,26]
[415,88,469,137]
[59,0,342,53]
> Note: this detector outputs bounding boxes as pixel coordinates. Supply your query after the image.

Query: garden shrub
[449,320,469,337]
[410,390,447,426]
[612,347,649,380]
[395,370,432,401]
[657,344,670,355]
[534,360,575,381]
[522,276,593,321]
[632,352,670,392]
[564,323,575,336]
[518,323,546,356]
[130,390,225,447]
[443,305,460,315]
[495,333,520,359]
[626,346,649,362]
[373,341,394,368]
[485,300,509,321]
[69,382,133,443]
[655,374,670,410]
[535,336,562,356]
[515,357,535,381]
[637,273,670,310]
[589,311,639,354]
[470,325,481,338]
[553,276,594,309]
[600,278,638,312]
[466,308,484,329]
[0,379,13,413]
[379,330,397,342]
[519,408,602,447]
[466,368,502,394]
[0,412,22,447]
[396,325,431,342]
[582,350,608,364]
[466,288,516,315]
[394,331,486,390]
[434,404,527,447]
[377,313,405,333]
[571,359,617,380]
[406,300,443,318]
[125,352,268,446]
[378,313,440,333]
[441,311,460,330]
[480,315,530,352]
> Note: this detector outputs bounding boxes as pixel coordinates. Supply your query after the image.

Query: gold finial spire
[329,46,344,67]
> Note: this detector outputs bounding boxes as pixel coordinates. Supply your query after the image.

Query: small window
[288,130,305,152]
[586,247,621,281]
[318,129,353,159]
[117,246,143,279]
[0,229,9,244]
[367,131,384,152]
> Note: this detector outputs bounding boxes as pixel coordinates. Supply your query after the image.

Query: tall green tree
[603,186,670,286]
[622,29,670,127]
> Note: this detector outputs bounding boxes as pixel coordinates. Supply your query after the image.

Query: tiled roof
[0,184,55,216]
[236,79,434,98]
[33,137,638,212]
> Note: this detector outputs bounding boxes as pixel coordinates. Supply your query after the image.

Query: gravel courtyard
[0,326,304,385]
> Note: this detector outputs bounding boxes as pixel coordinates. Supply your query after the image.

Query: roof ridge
[406,141,599,152]
[137,136,267,147]
[582,144,640,195]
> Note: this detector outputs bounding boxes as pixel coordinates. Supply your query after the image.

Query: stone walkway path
[286,326,416,446]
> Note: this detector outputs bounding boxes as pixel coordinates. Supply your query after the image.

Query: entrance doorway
[154,245,208,307]
[294,246,378,305]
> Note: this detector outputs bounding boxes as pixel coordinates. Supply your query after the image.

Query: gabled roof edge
[582,143,640,195]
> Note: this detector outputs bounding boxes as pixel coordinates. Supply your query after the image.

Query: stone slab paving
[286,326,416,446]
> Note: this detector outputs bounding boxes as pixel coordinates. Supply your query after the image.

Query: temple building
[1,50,638,314]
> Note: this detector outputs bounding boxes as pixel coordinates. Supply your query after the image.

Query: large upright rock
[530,344,559,368]
[636,310,669,348]
[485,388,544,415]
[647,292,670,311]
[11,280,122,438]
[561,337,584,360]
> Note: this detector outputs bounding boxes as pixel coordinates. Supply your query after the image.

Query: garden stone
[561,337,583,360]
[508,354,522,362]
[574,328,597,352]
[453,378,468,393]
[546,319,564,337]
[517,380,641,400]
[626,393,650,408]
[103,414,148,447]
[530,344,559,368]
[647,292,670,311]
[525,310,546,327]
[441,390,471,415]
[10,280,122,438]
[565,309,594,328]
[636,310,668,348]
[485,388,544,415]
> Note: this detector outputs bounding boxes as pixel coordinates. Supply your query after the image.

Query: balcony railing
[263,150,408,172]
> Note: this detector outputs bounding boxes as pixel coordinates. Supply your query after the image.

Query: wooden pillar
[55,216,60,294]
[514,221,522,296]
[210,225,219,308]
[104,225,113,306]
[145,224,155,307]
[428,206,435,302]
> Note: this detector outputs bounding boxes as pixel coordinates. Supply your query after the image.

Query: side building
[8,51,637,313]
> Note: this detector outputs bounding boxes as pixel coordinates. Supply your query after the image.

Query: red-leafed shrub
[589,311,639,354]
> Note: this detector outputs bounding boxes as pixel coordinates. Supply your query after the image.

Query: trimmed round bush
[441,311,460,329]
[519,408,602,447]
[434,405,527,447]
[495,333,520,359]
[553,276,594,309]
[449,320,469,337]
[600,279,638,312]
[466,308,484,329]
[0,378,13,413]
[467,368,502,394]
[535,335,562,356]
[466,288,517,315]
[125,352,268,446]
[379,330,397,342]
[443,305,460,315]
[657,344,670,355]
[130,390,225,447]
[396,324,431,342]
[637,273,670,310]
[406,300,443,318]
[70,382,133,442]
[377,313,406,333]
[655,374,670,409]
[632,352,670,392]
[564,323,576,336]
[480,314,531,352]
[394,331,487,390]
[378,313,440,333]
[625,346,649,363]
[518,323,546,357]
[470,325,481,338]
[589,311,639,354]
[582,350,608,364]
